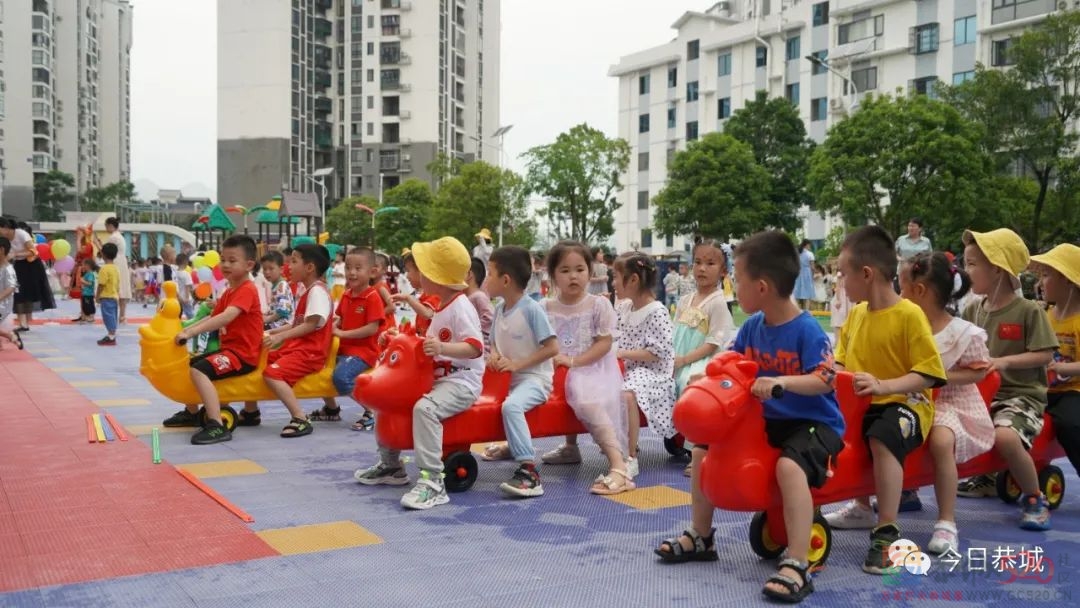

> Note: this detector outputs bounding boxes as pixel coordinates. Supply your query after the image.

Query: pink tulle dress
[934,317,996,463]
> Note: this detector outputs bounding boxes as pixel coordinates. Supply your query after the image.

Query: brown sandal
[590,469,635,495]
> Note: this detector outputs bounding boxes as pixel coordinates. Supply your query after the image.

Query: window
[638,152,649,171]
[838,15,884,45]
[810,51,828,75]
[641,229,653,249]
[639,73,650,95]
[756,46,768,68]
[381,14,400,36]
[687,39,700,61]
[717,52,732,76]
[367,96,374,109]
[367,15,374,28]
[786,36,801,61]
[368,122,374,136]
[667,66,677,88]
[686,121,699,141]
[812,2,829,26]
[913,23,940,54]
[686,81,699,102]
[954,16,976,46]
[811,97,827,121]
[952,70,975,86]
[718,97,731,119]
[667,107,676,128]
[911,76,938,97]
[367,42,374,55]
[851,65,877,91]
[666,147,675,167]
[666,234,674,248]
[351,15,363,33]
[637,190,649,210]
[639,113,650,133]
[383,96,400,115]
[367,69,374,82]
[351,68,362,82]
[992,38,1014,66]
[785,83,800,105]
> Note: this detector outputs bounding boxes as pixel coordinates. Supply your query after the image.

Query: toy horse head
[672,351,760,445]
[353,332,434,412]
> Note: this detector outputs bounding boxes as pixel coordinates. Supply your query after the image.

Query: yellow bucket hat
[1031,244,1080,287]
[411,237,470,290]
[962,229,1029,280]
[475,228,493,241]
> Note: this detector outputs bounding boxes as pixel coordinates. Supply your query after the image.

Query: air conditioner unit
[829,98,845,110]
[402,154,411,162]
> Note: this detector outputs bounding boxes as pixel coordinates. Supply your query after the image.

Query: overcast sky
[130,0,697,198]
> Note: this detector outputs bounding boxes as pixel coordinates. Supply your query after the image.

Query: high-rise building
[0,0,133,220]
[218,0,500,217]
[609,0,1059,255]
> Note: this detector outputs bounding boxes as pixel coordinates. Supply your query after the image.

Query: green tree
[33,170,75,221]
[82,180,138,212]
[523,123,630,245]
[652,133,772,241]
[723,90,815,231]
[426,152,465,183]
[425,161,537,249]
[376,178,432,254]
[326,195,378,246]
[807,93,991,240]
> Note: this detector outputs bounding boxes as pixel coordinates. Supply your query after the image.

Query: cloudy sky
[130,0,697,198]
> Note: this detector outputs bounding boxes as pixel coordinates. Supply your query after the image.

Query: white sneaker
[541,443,582,464]
[927,520,959,555]
[400,472,450,510]
[626,456,640,479]
[823,500,876,529]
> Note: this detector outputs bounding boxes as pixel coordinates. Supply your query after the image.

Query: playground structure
[39,212,197,260]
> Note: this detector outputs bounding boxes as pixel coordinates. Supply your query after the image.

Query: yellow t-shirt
[97,264,120,299]
[834,299,947,440]
[1048,308,1080,393]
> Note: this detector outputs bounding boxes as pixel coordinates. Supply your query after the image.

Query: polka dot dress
[618,300,677,438]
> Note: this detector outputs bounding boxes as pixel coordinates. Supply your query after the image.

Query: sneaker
[191,420,231,445]
[1019,494,1051,531]
[354,462,410,486]
[97,336,116,346]
[927,520,959,555]
[162,408,201,428]
[626,456,640,479]
[863,523,902,574]
[957,474,997,498]
[500,464,544,498]
[876,489,924,513]
[541,443,581,465]
[824,500,876,529]
[401,471,450,510]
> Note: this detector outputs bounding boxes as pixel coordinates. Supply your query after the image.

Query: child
[261,244,335,438]
[655,231,844,603]
[466,256,494,349]
[355,237,485,510]
[830,267,850,340]
[391,250,438,335]
[1032,244,1080,481]
[0,237,23,350]
[134,260,146,306]
[174,253,195,320]
[96,243,122,346]
[79,258,98,324]
[170,236,264,444]
[825,225,947,574]
[330,250,347,302]
[310,247,385,424]
[147,257,163,305]
[613,252,676,479]
[261,251,294,330]
[899,252,995,554]
[373,252,396,331]
[477,246,558,497]
[540,241,633,494]
[663,265,681,309]
[956,229,1056,530]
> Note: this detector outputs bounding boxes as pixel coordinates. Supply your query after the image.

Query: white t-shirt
[297,281,331,328]
[493,296,556,391]
[175,267,194,303]
[332,261,346,287]
[428,292,485,395]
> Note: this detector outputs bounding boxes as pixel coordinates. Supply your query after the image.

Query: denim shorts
[333,355,371,395]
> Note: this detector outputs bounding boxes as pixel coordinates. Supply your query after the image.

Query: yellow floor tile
[38,356,74,362]
[177,459,268,479]
[125,424,189,436]
[53,367,95,373]
[602,485,692,511]
[256,521,382,555]
[93,398,150,407]
[71,380,119,388]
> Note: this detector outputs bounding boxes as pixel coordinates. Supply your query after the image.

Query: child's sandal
[480,443,511,461]
[236,409,261,427]
[308,405,342,421]
[280,417,314,438]
[13,333,24,350]
[589,469,635,495]
[654,528,718,563]
[350,412,374,431]
[762,558,814,603]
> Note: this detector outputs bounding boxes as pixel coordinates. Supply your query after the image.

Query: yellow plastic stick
[92,414,107,443]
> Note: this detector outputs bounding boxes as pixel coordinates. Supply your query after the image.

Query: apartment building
[218,0,500,215]
[0,0,133,219]
[609,0,1060,255]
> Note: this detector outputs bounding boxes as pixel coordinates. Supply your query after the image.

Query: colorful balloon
[202,250,221,268]
[190,269,200,284]
[36,243,54,262]
[34,233,47,244]
[53,256,76,274]
[193,282,212,300]
[212,265,225,281]
[192,253,208,269]
[196,266,213,282]
[50,239,71,260]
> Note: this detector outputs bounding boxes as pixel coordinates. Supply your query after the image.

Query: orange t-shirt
[337,286,385,366]
[213,280,264,366]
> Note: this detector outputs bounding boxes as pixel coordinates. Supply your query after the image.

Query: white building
[0,0,133,220]
[609,0,1059,255]
[218,0,500,213]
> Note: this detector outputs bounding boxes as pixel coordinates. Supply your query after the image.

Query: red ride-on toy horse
[673,352,1067,570]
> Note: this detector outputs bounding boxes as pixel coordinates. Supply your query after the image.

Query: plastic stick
[175,467,254,522]
[104,413,129,441]
[101,415,115,442]
[152,427,161,464]
[92,414,107,443]
[86,415,96,443]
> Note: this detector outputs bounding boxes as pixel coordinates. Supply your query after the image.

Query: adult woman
[472,228,493,267]
[589,247,609,297]
[95,217,132,322]
[793,239,816,310]
[0,218,56,330]
[895,217,932,293]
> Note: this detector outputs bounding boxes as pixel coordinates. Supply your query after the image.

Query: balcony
[315,70,332,89]
[315,0,332,12]
[379,151,401,171]
[314,96,332,114]
[314,17,332,39]
[381,0,411,9]
[992,0,1054,25]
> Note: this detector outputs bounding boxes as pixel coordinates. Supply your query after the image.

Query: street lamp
[307,167,334,232]
[469,124,513,246]
[805,54,859,111]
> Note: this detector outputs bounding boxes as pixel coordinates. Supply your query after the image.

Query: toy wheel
[748,511,785,560]
[1039,466,1065,510]
[220,406,238,432]
[808,511,832,570]
[996,471,1022,505]
[443,451,477,493]
[664,434,690,458]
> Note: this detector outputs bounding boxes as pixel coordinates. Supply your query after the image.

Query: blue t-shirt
[731,311,845,437]
[81,271,97,298]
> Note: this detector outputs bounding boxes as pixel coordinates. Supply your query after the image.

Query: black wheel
[808,511,833,571]
[748,511,785,560]
[443,451,478,493]
[220,406,238,432]
[1039,465,1065,510]
[996,471,1022,505]
[664,434,690,458]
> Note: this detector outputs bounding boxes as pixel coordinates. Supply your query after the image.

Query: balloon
[196,267,213,282]
[50,239,72,260]
[212,265,225,281]
[54,256,76,274]
[192,253,208,269]
[35,234,47,244]
[190,270,200,284]
[193,282,212,300]
[211,278,227,294]
[202,250,221,268]
[36,243,54,262]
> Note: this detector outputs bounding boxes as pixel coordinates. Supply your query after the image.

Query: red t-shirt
[213,280,264,366]
[337,286,385,365]
[415,292,441,336]
[373,280,397,331]
[285,281,334,359]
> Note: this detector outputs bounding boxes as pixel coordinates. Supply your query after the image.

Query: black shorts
[862,405,924,465]
[81,296,96,316]
[765,418,845,488]
[190,349,258,381]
